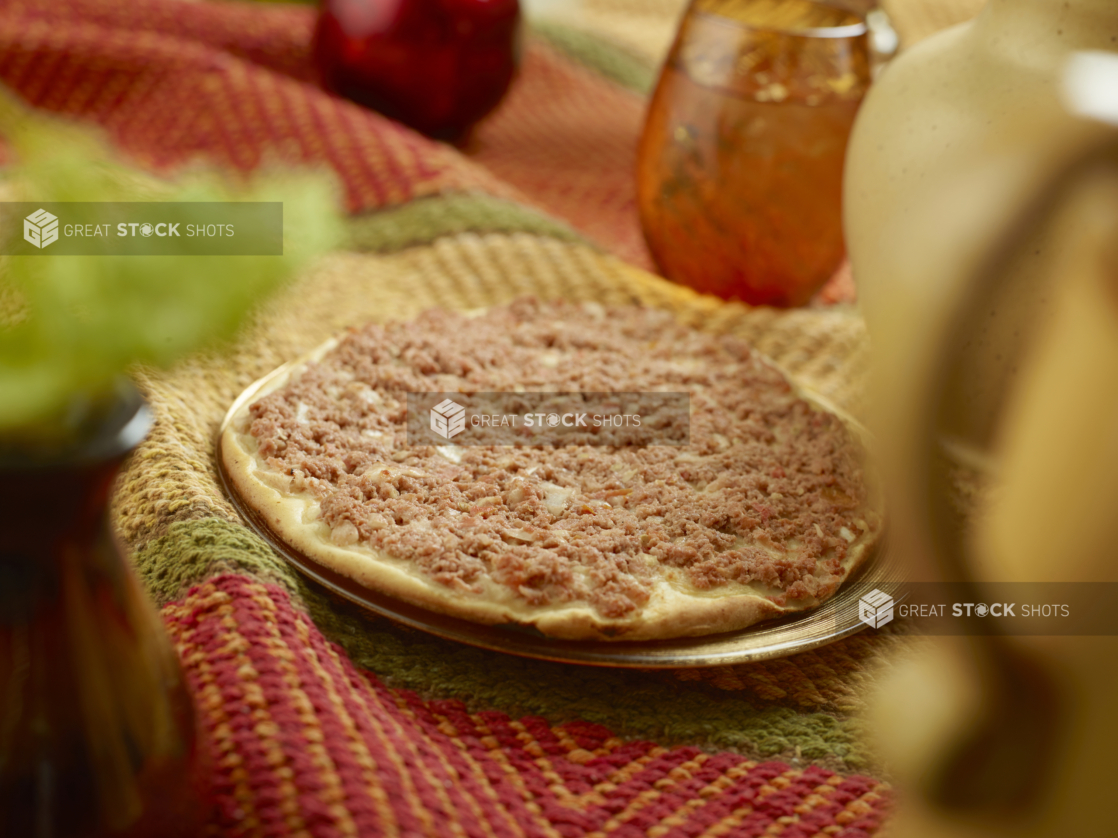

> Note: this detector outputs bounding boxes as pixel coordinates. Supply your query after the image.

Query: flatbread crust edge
[218,335,882,642]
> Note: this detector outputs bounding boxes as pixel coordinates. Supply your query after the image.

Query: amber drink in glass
[637,0,871,306]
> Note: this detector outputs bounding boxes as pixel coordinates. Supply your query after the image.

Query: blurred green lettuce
[0,90,340,434]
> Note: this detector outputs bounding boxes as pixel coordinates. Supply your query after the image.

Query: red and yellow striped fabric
[166,575,891,838]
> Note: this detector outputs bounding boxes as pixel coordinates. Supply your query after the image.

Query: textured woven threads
[671,628,915,716]
[165,573,893,837]
[346,193,585,254]
[533,21,658,94]
[0,0,318,80]
[138,518,898,771]
[133,518,303,604]
[470,41,654,271]
[536,0,689,66]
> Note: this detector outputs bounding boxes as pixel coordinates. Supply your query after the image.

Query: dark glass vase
[0,389,210,838]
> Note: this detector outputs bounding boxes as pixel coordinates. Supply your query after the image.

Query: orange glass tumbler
[637,0,872,307]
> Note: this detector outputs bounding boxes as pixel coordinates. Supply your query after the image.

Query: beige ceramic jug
[868,136,1118,838]
[846,0,1118,497]
[842,1,1118,835]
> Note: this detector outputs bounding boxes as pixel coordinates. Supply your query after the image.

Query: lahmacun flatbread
[220,299,882,640]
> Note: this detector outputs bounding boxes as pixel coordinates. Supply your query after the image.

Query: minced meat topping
[244,298,878,619]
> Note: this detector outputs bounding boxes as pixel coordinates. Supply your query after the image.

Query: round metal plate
[217,355,902,669]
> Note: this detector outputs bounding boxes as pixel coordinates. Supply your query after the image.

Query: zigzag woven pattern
[166,574,892,838]
[471,41,653,270]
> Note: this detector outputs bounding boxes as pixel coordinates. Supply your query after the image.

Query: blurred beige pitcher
[843,0,1118,834]
[844,0,1118,583]
[637,0,872,306]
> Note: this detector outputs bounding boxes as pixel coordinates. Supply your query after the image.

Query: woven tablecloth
[0,0,982,834]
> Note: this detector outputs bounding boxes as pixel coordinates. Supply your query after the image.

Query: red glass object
[313,0,522,140]
[0,391,211,838]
